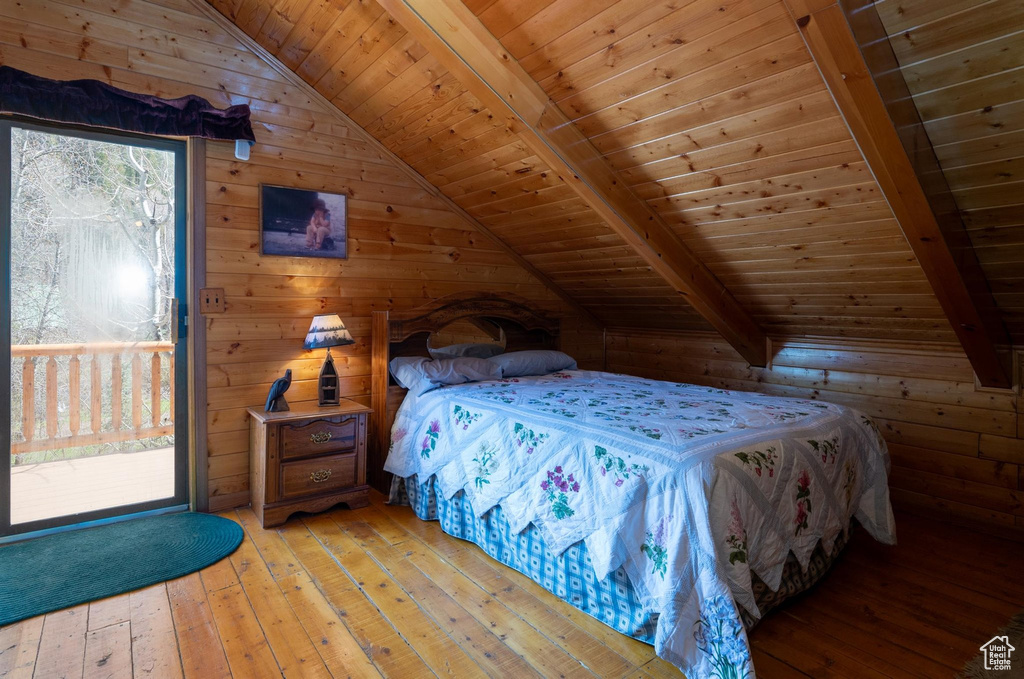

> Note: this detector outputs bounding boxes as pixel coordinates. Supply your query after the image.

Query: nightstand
[247,400,373,528]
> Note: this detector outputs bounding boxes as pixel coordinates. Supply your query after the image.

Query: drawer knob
[310,469,333,483]
[310,431,333,444]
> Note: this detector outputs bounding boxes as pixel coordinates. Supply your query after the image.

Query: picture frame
[259,184,348,259]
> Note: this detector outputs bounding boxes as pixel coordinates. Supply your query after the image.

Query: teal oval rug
[0,512,243,626]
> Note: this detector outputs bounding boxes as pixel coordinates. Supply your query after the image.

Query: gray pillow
[389,356,502,395]
[428,342,504,360]
[488,350,577,377]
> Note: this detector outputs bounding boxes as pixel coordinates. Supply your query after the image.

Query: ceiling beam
[783,0,1013,388]
[375,0,770,367]
[190,0,602,330]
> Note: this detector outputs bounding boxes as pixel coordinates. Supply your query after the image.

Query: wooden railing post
[111,354,123,431]
[151,353,161,427]
[131,352,143,431]
[168,352,175,422]
[91,355,102,434]
[45,357,58,439]
[21,357,35,443]
[69,354,81,436]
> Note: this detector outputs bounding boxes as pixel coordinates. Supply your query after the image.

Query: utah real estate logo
[981,635,1016,672]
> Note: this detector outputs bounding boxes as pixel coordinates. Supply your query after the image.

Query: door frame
[0,116,191,537]
[187,137,209,514]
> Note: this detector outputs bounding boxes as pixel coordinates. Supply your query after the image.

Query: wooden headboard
[368,293,561,491]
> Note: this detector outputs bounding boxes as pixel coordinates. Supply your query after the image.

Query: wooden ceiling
[876,0,1024,342]
[206,0,988,346]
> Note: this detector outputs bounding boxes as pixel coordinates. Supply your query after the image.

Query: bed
[370,295,897,678]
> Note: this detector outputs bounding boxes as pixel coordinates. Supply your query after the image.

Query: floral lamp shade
[303,314,355,350]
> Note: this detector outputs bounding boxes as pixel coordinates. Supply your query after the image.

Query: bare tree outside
[9,126,177,465]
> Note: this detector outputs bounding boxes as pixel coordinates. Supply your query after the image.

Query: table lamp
[304,314,355,406]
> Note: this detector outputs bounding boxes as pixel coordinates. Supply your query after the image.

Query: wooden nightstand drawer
[280,417,357,460]
[280,452,357,500]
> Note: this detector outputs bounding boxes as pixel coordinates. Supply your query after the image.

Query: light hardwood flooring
[1,491,1022,678]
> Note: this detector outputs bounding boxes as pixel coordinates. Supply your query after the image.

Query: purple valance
[0,66,255,143]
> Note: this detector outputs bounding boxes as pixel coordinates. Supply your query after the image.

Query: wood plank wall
[428,320,497,347]
[2,0,1019,532]
[604,329,1024,535]
[0,0,601,511]
[205,0,717,333]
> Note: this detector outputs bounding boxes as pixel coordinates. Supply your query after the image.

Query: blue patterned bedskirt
[400,473,658,642]
[393,474,850,642]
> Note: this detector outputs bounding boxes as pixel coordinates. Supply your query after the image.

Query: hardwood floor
[1,492,1022,678]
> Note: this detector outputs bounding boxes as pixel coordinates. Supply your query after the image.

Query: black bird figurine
[265,369,292,412]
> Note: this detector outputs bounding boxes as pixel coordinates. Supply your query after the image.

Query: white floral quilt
[385,370,896,678]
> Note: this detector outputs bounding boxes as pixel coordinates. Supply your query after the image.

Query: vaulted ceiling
[204,0,1021,373]
[875,0,1024,340]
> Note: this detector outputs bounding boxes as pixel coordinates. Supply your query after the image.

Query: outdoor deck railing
[11,341,174,455]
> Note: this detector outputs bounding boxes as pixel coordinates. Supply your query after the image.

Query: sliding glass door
[0,118,189,537]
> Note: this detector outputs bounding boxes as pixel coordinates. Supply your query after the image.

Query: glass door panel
[2,120,188,536]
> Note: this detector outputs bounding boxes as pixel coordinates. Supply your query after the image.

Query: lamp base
[318,348,340,406]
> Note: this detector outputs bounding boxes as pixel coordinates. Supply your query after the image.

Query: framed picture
[259,184,348,259]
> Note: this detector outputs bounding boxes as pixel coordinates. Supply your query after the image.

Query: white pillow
[389,356,502,395]
[488,350,576,378]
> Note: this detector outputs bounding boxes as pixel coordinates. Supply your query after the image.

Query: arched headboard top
[368,292,562,492]
[387,292,559,342]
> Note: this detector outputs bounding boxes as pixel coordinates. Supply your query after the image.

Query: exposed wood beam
[375,0,770,367]
[783,0,1013,388]
[190,0,602,331]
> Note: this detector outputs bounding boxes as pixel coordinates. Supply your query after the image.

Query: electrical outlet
[199,288,226,314]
